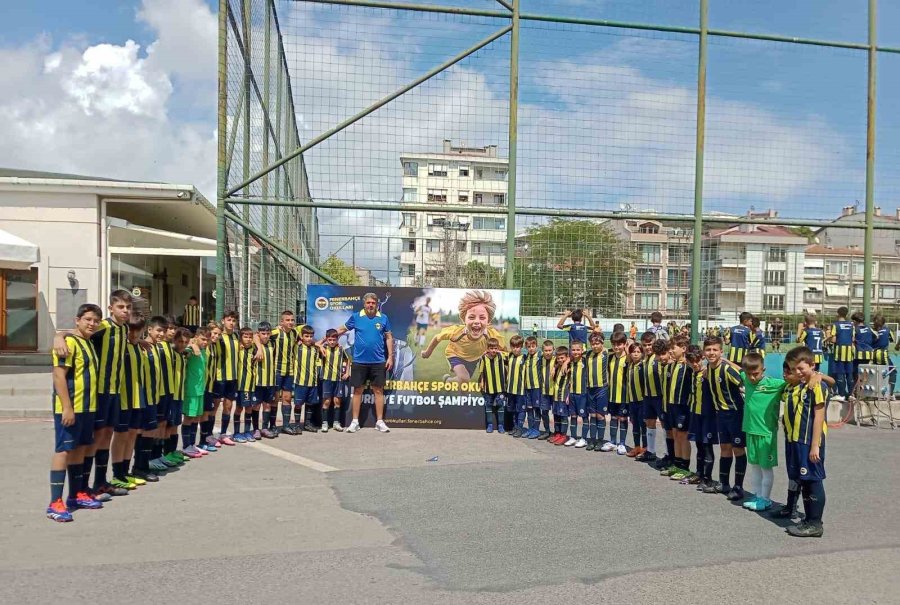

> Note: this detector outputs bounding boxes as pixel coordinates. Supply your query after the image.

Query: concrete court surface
[1,419,899,605]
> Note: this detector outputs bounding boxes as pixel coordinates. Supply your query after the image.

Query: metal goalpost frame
[218,0,896,332]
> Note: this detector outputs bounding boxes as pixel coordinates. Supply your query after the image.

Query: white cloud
[0,0,216,198]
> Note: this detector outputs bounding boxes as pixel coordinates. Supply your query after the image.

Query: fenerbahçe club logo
[314,297,329,310]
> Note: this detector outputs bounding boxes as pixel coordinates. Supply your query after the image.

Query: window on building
[402,188,417,203]
[804,288,822,302]
[765,270,786,286]
[636,293,660,311]
[428,163,447,177]
[473,242,505,255]
[636,268,660,287]
[456,241,467,252]
[768,246,787,262]
[458,165,469,177]
[425,269,444,278]
[401,213,417,228]
[404,239,416,252]
[427,189,447,203]
[458,192,469,203]
[825,260,849,275]
[666,293,685,310]
[638,244,661,263]
[493,193,506,206]
[764,294,785,310]
[851,261,864,277]
[881,286,897,299]
[404,264,415,277]
[805,265,824,276]
[403,161,418,177]
[667,268,689,288]
[668,245,690,263]
[638,222,659,234]
[473,217,505,230]
[426,239,442,253]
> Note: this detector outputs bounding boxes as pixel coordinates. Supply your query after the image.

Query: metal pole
[215,0,228,319]
[260,0,272,324]
[863,0,877,324]
[690,0,708,343]
[504,0,519,290]
[242,0,252,322]
[226,24,512,198]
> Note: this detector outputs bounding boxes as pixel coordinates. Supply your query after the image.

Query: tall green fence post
[504,0,519,290]
[215,0,228,319]
[690,0,708,342]
[863,0,877,323]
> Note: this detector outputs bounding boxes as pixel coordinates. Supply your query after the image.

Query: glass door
[1,268,39,351]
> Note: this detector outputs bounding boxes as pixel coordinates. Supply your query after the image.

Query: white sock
[760,467,775,500]
[748,464,762,496]
[646,428,657,453]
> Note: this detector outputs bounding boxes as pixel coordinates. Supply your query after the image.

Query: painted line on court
[250,441,339,473]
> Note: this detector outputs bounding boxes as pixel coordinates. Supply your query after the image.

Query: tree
[461,260,504,289]
[513,218,637,316]
[790,225,817,243]
[320,256,360,285]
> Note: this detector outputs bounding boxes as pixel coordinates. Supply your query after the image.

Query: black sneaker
[512,428,522,438]
[537,431,550,441]
[303,423,318,433]
[131,470,159,482]
[653,456,670,470]
[786,522,823,538]
[771,504,797,519]
[282,425,298,436]
[586,441,596,451]
[701,481,722,494]
[726,487,745,501]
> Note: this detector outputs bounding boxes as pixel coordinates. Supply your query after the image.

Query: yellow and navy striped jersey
[691,370,705,415]
[797,327,825,363]
[294,343,319,387]
[205,345,218,392]
[172,349,186,401]
[607,353,628,404]
[183,303,201,326]
[256,342,276,387]
[749,330,766,358]
[52,334,98,414]
[539,356,556,396]
[506,353,527,396]
[157,341,176,397]
[553,366,570,402]
[524,353,541,390]
[830,320,855,362]
[784,381,829,444]
[480,353,506,395]
[643,354,665,398]
[216,331,240,381]
[321,345,349,382]
[90,318,127,395]
[726,325,751,363]
[237,345,256,393]
[873,327,894,364]
[585,350,607,388]
[855,325,874,361]
[568,357,587,395]
[665,362,692,409]
[627,361,644,404]
[270,326,300,376]
[708,362,744,411]
[144,344,163,406]
[120,341,147,410]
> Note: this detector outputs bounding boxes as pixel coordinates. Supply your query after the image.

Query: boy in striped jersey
[797,315,826,370]
[626,343,646,457]
[538,340,556,440]
[288,325,320,435]
[112,314,150,490]
[639,334,665,465]
[183,296,201,333]
[149,318,182,471]
[159,327,189,467]
[318,328,350,432]
[135,317,165,480]
[600,332,629,454]
[212,310,240,446]
[567,341,589,447]
[851,311,874,386]
[47,303,104,522]
[725,311,753,364]
[199,322,222,450]
[662,335,693,480]
[479,337,507,433]
[256,322,279,439]
[233,327,258,443]
[828,307,855,399]
[506,335,528,437]
[550,346,571,444]
[585,333,607,451]
[702,336,746,500]
[268,310,301,433]
[687,345,717,489]
[522,335,542,439]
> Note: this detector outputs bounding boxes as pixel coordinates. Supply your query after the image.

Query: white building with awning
[0,168,216,352]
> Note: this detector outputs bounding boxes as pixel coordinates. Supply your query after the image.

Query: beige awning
[0,228,39,269]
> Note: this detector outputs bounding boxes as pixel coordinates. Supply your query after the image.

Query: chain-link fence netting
[219,0,900,335]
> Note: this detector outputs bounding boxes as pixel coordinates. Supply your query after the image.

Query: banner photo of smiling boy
[307,286,521,429]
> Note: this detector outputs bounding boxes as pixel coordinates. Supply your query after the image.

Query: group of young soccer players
[47,290,352,523]
[480,310,832,538]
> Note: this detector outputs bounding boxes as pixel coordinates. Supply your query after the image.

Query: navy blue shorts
[786,440,826,481]
[115,407,132,433]
[608,401,629,418]
[539,394,553,411]
[204,392,216,412]
[644,396,663,421]
[237,391,256,408]
[255,386,277,404]
[275,373,294,392]
[525,388,541,409]
[129,407,144,430]
[830,360,853,374]
[293,385,319,406]
[215,380,238,401]
[504,393,524,412]
[156,395,172,422]
[169,400,183,426]
[141,405,158,431]
[484,393,505,409]
[54,411,95,452]
[94,393,120,429]
[570,393,588,417]
[629,401,645,423]
[688,412,718,444]
[552,400,568,418]
[322,380,345,401]
[716,409,746,447]
[587,387,609,415]
[670,404,690,431]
